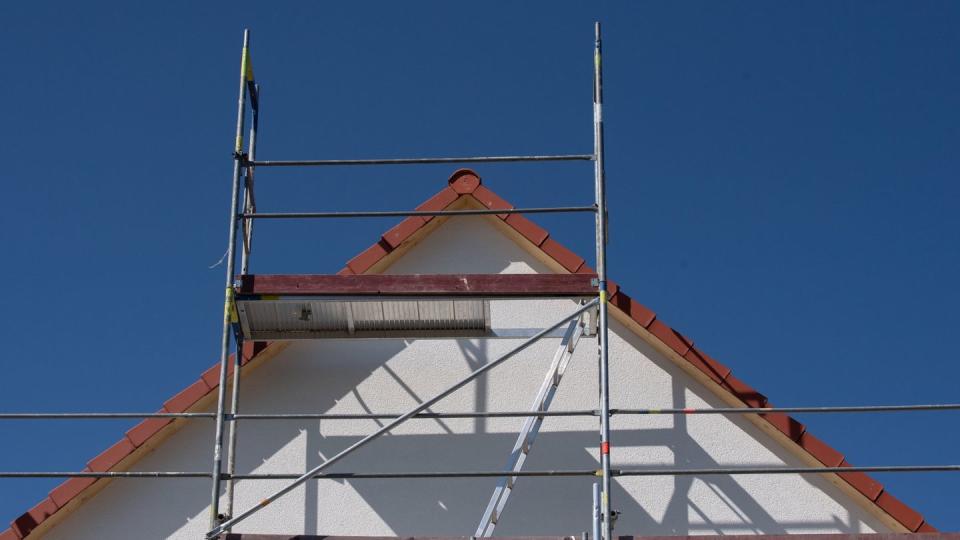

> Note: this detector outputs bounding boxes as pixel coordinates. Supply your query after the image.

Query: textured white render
[42,216,890,539]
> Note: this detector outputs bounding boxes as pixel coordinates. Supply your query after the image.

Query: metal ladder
[475,311,588,537]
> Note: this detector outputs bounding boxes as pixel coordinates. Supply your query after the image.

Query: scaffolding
[200,23,615,538]
[3,22,960,540]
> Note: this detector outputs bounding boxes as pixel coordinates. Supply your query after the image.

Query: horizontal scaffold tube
[208,300,600,538]
[2,403,958,420]
[3,465,959,480]
[250,154,595,167]
[241,206,597,220]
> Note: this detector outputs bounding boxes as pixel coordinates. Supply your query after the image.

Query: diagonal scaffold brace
[206,298,599,538]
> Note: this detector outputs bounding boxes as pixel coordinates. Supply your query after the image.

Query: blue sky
[1,0,958,531]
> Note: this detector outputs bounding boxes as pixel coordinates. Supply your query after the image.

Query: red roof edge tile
[603,276,620,297]
[201,357,233,388]
[416,185,460,224]
[244,341,268,363]
[648,319,693,357]
[876,491,926,531]
[382,216,428,250]
[759,412,806,441]
[797,431,845,467]
[9,498,57,538]
[541,238,585,273]
[346,240,391,275]
[86,438,136,472]
[11,171,931,536]
[720,374,768,409]
[163,379,212,414]
[609,290,656,328]
[48,471,96,508]
[683,346,732,385]
[838,459,884,501]
[125,412,174,448]
[472,184,513,219]
[504,213,549,246]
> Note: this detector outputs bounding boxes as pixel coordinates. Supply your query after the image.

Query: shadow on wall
[221,334,876,536]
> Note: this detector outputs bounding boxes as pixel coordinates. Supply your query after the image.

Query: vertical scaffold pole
[592,21,613,540]
[225,83,258,527]
[209,28,250,529]
[222,332,244,524]
[592,482,602,540]
[240,85,259,275]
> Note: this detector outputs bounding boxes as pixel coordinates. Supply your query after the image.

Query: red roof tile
[648,319,693,357]
[201,359,233,389]
[876,491,926,531]
[415,186,459,224]
[542,238,585,273]
[609,290,656,328]
[346,240,391,274]
[797,431,845,467]
[472,184,513,219]
[720,374,768,409]
[382,216,428,250]
[163,379,212,414]
[10,168,933,536]
[87,438,136,472]
[837,459,884,501]
[682,346,731,385]
[10,498,56,538]
[48,473,96,508]
[124,412,173,448]
[504,213,549,246]
[760,412,806,441]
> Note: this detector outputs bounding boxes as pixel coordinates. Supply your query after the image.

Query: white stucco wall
[42,216,890,539]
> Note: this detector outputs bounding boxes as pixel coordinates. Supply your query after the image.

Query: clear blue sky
[1,1,957,531]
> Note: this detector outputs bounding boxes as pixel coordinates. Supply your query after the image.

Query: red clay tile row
[3,169,934,537]
[592,269,932,530]
[343,169,595,276]
[6,343,267,538]
[334,169,935,532]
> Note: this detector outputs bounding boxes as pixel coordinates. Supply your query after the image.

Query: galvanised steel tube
[239,84,259,276]
[4,403,957,420]
[0,413,216,419]
[222,334,244,523]
[207,299,599,538]
[250,154,594,167]
[615,465,960,477]
[240,206,597,219]
[208,28,250,529]
[612,404,960,415]
[226,82,259,527]
[592,21,613,540]
[4,464,959,480]
[592,482,601,540]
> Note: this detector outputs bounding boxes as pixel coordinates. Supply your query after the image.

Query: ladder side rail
[476,316,586,537]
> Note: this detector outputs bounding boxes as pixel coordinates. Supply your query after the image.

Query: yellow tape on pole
[241,46,254,82]
[224,287,239,324]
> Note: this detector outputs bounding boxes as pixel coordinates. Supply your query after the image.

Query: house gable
[4,170,932,539]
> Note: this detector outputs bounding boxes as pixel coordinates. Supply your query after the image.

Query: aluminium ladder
[475,309,589,537]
